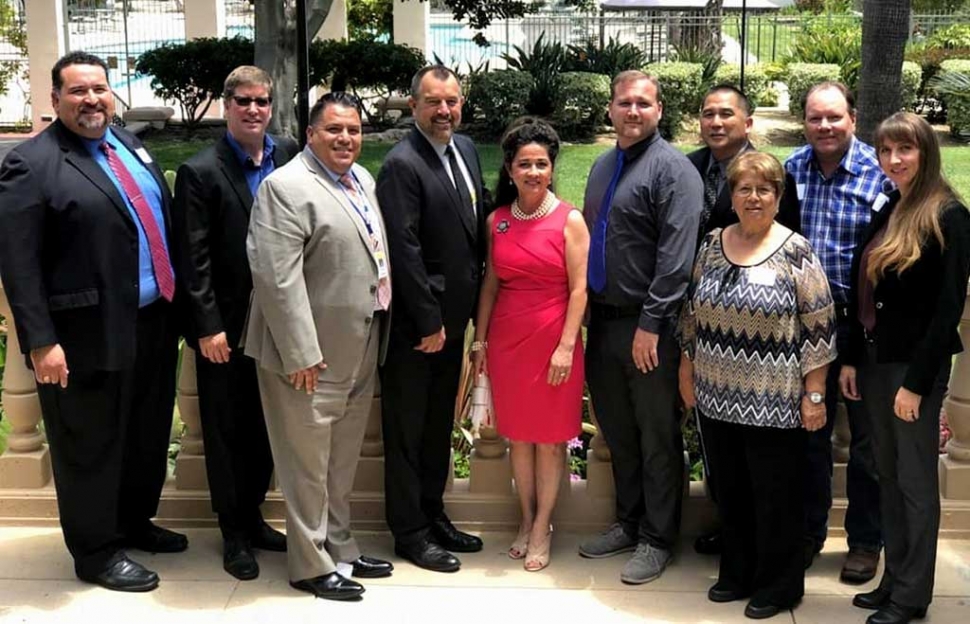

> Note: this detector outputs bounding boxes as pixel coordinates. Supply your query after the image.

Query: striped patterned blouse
[679,229,837,429]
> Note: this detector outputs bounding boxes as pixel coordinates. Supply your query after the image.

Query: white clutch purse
[468,372,494,437]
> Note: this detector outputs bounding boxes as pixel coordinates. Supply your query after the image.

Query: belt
[590,302,642,321]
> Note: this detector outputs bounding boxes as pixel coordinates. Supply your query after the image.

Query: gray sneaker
[620,544,672,584]
[578,523,637,559]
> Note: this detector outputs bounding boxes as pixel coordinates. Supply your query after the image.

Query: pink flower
[567,437,584,451]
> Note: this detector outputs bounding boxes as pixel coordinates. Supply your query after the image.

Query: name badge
[748,266,776,287]
[373,243,390,280]
[135,147,153,164]
[796,183,806,201]
[872,192,889,213]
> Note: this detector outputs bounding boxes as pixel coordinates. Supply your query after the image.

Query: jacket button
[370,284,377,294]
[364,316,372,325]
[875,302,883,309]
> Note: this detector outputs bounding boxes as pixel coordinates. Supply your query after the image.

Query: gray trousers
[256,322,379,582]
[857,345,948,609]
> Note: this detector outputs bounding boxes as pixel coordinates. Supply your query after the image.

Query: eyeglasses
[733,185,777,198]
[231,95,272,108]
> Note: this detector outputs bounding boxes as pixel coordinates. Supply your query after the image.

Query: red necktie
[101,142,175,302]
[339,173,391,311]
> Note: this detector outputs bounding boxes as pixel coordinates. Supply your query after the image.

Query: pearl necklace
[511,192,558,221]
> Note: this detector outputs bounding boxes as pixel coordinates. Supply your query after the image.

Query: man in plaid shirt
[785,81,890,585]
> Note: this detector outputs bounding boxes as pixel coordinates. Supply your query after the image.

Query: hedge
[552,71,610,141]
[467,70,535,138]
[901,61,922,111]
[786,63,841,118]
[643,62,703,140]
[712,64,770,110]
[939,59,970,138]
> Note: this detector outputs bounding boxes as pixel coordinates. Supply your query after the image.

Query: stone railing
[2,279,969,535]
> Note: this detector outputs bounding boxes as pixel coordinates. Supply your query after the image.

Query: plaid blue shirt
[785,137,890,304]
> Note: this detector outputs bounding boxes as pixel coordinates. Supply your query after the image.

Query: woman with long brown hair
[840,112,970,624]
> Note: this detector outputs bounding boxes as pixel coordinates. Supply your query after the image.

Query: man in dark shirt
[579,70,703,584]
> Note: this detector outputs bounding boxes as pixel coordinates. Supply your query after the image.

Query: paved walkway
[0,528,967,623]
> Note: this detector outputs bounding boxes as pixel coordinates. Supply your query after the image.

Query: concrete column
[316,0,348,41]
[468,427,512,495]
[184,0,225,39]
[24,0,67,131]
[941,290,970,499]
[0,279,52,488]
[174,346,208,490]
[392,0,430,57]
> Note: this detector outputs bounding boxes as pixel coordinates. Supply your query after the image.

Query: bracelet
[470,340,487,352]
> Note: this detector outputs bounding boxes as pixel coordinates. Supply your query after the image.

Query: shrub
[644,62,704,140]
[565,36,647,78]
[926,23,970,50]
[934,60,970,139]
[906,44,970,118]
[308,39,425,127]
[501,33,568,117]
[712,64,770,109]
[552,72,610,141]
[786,62,840,118]
[901,61,923,111]
[467,70,535,138]
[134,36,254,130]
[784,18,862,90]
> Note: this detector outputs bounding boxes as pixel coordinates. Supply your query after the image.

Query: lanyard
[338,171,375,236]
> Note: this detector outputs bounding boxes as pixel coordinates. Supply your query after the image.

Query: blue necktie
[588,149,625,294]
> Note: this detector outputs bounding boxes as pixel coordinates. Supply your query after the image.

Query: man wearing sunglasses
[172,66,299,580]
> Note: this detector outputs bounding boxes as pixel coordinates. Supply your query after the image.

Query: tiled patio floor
[0,528,967,623]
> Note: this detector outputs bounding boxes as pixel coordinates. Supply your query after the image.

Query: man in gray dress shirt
[579,70,704,584]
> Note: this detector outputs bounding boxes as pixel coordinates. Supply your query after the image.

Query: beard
[77,109,108,130]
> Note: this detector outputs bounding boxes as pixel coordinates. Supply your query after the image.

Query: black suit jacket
[843,190,970,395]
[0,120,176,372]
[376,130,486,343]
[687,145,801,239]
[172,132,299,348]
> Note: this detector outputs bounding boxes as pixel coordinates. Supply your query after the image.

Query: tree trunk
[856,0,911,143]
[255,0,333,138]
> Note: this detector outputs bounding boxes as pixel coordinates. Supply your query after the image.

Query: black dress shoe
[394,538,461,572]
[290,572,364,601]
[694,531,723,555]
[351,555,394,578]
[249,521,286,552]
[126,523,188,553]
[708,582,748,603]
[78,555,159,592]
[744,599,783,620]
[223,536,259,581]
[854,587,893,610]
[430,517,483,553]
[866,602,927,624]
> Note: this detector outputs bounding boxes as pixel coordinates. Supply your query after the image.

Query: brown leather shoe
[841,548,880,584]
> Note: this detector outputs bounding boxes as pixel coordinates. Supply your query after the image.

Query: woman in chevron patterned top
[678,151,837,620]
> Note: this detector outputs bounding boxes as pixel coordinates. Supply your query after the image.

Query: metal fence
[429,10,967,70]
[0,0,28,127]
[226,0,254,39]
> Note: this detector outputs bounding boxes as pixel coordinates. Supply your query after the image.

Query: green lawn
[148,137,970,210]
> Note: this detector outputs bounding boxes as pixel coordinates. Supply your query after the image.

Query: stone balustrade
[2,280,969,535]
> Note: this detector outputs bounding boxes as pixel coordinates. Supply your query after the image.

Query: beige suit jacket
[243,147,390,380]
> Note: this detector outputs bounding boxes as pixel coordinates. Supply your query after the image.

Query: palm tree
[856,0,911,143]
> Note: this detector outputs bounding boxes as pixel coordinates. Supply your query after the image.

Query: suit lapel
[411,131,477,241]
[216,138,255,215]
[113,128,175,231]
[56,123,134,228]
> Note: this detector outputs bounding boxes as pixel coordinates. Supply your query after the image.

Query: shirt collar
[416,126,454,158]
[620,130,661,163]
[706,141,753,176]
[304,145,352,184]
[225,131,275,169]
[81,126,117,155]
[812,136,867,177]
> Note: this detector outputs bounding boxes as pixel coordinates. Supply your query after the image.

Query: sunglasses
[231,95,272,108]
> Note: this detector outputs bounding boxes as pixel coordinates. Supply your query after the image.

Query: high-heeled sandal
[508,526,531,560]
[524,525,553,572]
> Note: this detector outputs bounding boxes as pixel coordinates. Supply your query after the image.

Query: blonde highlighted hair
[866,112,957,283]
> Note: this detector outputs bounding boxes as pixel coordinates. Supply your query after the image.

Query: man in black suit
[376,65,486,573]
[0,51,186,592]
[172,66,298,580]
[685,84,800,557]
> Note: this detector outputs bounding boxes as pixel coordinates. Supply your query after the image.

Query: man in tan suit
[244,92,393,601]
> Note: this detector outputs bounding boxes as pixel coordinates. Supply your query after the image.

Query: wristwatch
[805,391,824,405]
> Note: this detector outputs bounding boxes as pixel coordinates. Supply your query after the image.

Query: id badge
[748,266,776,287]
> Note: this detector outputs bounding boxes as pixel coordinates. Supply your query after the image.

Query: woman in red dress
[471,118,590,571]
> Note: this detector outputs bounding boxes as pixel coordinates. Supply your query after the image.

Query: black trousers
[701,412,806,608]
[36,300,179,577]
[804,316,882,552]
[380,334,464,543]
[196,349,274,537]
[858,346,947,610]
[585,316,683,549]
